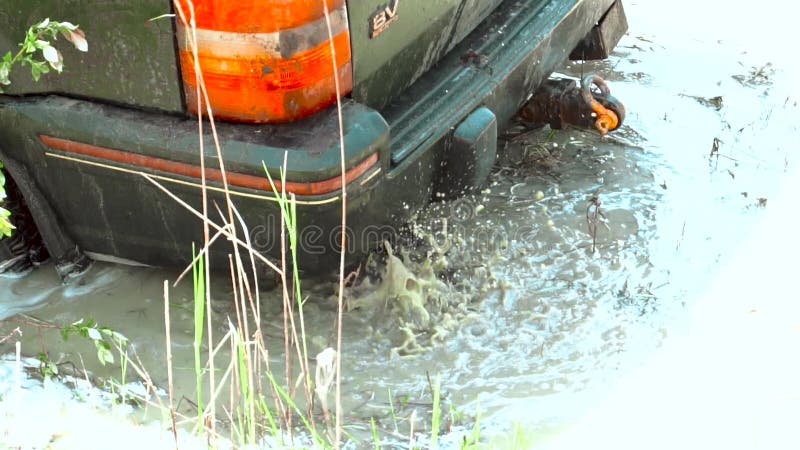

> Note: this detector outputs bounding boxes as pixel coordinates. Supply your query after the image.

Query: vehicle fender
[0,148,89,279]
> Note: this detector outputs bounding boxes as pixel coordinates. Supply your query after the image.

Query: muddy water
[2,0,799,447]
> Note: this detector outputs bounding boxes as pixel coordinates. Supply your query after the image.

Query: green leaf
[0,63,10,84]
[112,331,128,345]
[95,341,114,365]
[100,328,128,346]
[42,45,63,72]
[86,327,102,341]
[0,208,13,238]
[30,62,42,81]
[23,39,37,54]
[56,21,78,31]
[66,29,87,52]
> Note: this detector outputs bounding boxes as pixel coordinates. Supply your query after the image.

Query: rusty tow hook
[519,74,625,135]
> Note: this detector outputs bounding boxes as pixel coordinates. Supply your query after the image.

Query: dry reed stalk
[76,354,93,400]
[320,2,348,447]
[278,153,316,432]
[129,347,165,412]
[196,329,238,421]
[106,343,190,428]
[228,321,241,442]
[227,202,262,330]
[228,342,235,446]
[256,343,288,434]
[586,194,606,254]
[228,202,268,418]
[234,263,273,440]
[233,256,258,441]
[277,156,294,437]
[169,1,216,437]
[408,409,417,449]
[227,254,250,441]
[14,341,21,393]
[137,0,353,445]
[229,255,245,363]
[0,327,20,345]
[163,281,179,449]
[172,226,226,287]
[140,174,280,273]
[112,327,231,430]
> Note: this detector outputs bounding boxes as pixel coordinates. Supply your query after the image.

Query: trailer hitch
[518,74,625,135]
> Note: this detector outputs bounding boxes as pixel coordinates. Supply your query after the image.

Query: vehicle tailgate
[347,0,503,110]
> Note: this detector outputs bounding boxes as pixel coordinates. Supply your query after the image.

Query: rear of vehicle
[0,0,624,278]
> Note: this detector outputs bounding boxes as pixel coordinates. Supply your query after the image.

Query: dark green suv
[0,0,626,278]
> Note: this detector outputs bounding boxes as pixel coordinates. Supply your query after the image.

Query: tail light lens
[175,0,352,123]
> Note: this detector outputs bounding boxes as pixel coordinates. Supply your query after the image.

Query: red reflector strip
[39,135,378,196]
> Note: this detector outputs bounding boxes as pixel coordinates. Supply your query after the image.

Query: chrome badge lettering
[369,0,399,38]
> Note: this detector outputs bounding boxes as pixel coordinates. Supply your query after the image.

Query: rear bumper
[385,0,616,164]
[0,0,617,276]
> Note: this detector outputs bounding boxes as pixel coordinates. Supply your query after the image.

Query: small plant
[0,18,87,90]
[0,19,87,237]
[36,351,59,380]
[0,162,11,237]
[60,317,128,366]
[458,400,481,449]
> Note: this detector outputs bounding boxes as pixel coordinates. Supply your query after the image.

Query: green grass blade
[431,375,441,449]
[191,244,205,418]
[371,417,380,450]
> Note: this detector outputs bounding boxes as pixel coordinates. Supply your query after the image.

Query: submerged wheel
[0,169,49,275]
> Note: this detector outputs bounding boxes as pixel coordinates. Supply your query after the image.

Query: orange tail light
[175,0,352,123]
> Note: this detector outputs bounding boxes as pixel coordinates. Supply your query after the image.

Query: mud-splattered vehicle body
[0,0,626,278]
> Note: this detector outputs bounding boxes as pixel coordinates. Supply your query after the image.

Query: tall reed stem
[320,2,348,447]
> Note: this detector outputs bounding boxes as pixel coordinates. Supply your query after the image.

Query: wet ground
[2,0,800,448]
